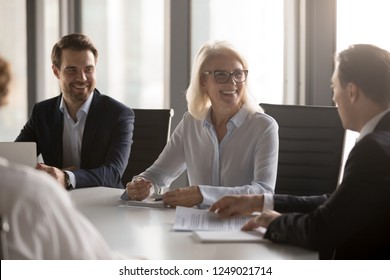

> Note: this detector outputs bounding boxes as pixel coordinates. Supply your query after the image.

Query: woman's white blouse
[138,106,279,207]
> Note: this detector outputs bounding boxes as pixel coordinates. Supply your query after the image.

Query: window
[0,0,59,141]
[337,0,390,52]
[41,0,60,100]
[0,0,27,141]
[82,0,165,109]
[336,0,390,173]
[191,0,284,105]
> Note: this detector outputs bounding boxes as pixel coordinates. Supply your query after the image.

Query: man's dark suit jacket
[265,111,390,259]
[16,89,134,189]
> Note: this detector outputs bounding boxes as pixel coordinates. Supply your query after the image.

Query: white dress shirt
[0,157,116,259]
[60,92,93,187]
[138,106,279,207]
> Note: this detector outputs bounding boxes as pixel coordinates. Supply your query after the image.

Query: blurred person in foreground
[210,44,390,259]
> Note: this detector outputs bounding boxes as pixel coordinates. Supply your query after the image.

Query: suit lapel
[341,111,390,182]
[374,111,390,132]
[53,96,64,166]
[81,90,101,165]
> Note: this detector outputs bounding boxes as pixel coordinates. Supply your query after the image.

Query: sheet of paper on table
[172,206,266,242]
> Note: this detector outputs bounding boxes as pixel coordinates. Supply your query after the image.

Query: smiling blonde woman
[124,40,279,208]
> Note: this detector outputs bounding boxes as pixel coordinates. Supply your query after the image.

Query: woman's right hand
[209,195,264,218]
[126,177,153,201]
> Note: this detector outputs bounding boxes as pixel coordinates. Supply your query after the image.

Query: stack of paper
[193,230,265,243]
[173,206,266,243]
[119,193,167,209]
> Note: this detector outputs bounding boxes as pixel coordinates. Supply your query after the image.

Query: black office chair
[260,103,345,196]
[121,109,174,187]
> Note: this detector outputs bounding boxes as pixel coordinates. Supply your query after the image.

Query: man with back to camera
[16,33,134,190]
[210,44,390,259]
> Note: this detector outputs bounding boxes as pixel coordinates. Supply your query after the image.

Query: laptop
[0,142,37,167]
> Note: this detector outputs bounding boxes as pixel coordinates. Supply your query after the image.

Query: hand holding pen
[126,177,153,201]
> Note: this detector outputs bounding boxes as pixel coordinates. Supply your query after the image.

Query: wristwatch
[63,171,74,190]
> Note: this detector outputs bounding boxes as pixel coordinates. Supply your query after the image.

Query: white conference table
[70,187,317,260]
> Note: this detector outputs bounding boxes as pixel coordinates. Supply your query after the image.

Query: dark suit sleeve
[15,98,63,160]
[73,99,134,189]
[274,194,328,213]
[264,133,390,253]
[15,106,37,142]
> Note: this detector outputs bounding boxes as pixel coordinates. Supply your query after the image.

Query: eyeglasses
[203,70,248,84]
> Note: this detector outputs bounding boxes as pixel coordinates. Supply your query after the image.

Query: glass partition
[82,0,165,109]
[191,0,285,105]
[0,0,27,140]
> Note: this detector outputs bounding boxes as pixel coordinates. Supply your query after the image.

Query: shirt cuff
[263,193,274,211]
[65,171,76,188]
[197,185,214,207]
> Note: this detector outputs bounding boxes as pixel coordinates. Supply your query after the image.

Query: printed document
[173,207,266,242]
[172,206,253,231]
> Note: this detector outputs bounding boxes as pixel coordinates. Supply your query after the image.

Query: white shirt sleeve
[0,161,119,259]
[262,193,274,211]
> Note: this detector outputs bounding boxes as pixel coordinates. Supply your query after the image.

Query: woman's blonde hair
[186,40,262,120]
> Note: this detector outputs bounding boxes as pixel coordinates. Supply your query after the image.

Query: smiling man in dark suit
[210,44,390,259]
[16,33,134,189]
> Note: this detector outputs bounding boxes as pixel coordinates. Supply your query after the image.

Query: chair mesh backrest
[261,103,345,196]
[121,109,174,187]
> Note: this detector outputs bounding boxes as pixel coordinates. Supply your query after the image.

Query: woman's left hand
[162,186,203,207]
